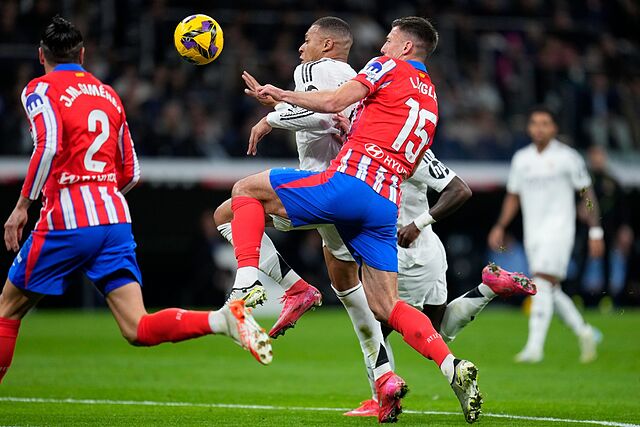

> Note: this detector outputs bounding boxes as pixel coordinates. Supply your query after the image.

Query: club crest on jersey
[25,93,46,116]
[365,143,385,159]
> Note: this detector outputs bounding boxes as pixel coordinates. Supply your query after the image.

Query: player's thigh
[9,228,103,296]
[0,279,43,319]
[232,170,286,217]
[269,167,346,227]
[398,264,447,308]
[105,281,147,343]
[360,263,399,322]
[83,224,143,293]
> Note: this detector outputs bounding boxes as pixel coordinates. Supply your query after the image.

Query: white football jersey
[266,58,357,171]
[507,139,591,246]
[397,149,457,274]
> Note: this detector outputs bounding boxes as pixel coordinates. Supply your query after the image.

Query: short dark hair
[312,16,353,43]
[40,15,83,64]
[528,105,558,125]
[392,16,438,58]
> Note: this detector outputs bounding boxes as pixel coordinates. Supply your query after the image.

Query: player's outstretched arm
[398,176,472,248]
[487,193,520,251]
[258,80,368,114]
[4,196,32,252]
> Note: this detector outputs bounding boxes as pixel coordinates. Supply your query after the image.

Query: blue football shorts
[8,223,143,296]
[269,168,398,272]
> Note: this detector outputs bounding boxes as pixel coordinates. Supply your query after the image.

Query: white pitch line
[0,396,638,427]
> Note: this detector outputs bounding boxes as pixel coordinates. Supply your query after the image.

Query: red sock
[0,317,20,383]
[231,196,265,268]
[136,309,211,346]
[388,301,451,366]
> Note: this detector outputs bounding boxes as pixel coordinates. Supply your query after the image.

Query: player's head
[299,17,353,63]
[527,106,558,145]
[39,15,84,68]
[381,17,438,62]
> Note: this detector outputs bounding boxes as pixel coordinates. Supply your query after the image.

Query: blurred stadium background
[1,0,639,313]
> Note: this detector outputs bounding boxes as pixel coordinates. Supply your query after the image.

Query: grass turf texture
[1,308,639,426]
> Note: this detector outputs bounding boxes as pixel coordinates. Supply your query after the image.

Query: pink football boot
[269,280,322,338]
[375,371,409,423]
[481,262,537,297]
[343,399,378,417]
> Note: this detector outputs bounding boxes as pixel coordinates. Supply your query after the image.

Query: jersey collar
[407,60,427,73]
[53,63,85,72]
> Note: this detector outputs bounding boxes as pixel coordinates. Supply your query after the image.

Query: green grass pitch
[1,307,639,426]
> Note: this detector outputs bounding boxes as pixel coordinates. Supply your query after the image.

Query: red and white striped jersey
[327,56,438,205]
[20,63,139,231]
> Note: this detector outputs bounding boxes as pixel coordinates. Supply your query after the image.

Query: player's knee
[231,177,252,198]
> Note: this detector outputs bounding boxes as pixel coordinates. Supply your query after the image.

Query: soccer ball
[173,14,224,65]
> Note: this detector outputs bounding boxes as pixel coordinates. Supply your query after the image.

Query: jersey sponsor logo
[25,93,46,116]
[58,171,117,185]
[305,85,318,92]
[365,143,385,159]
[382,154,408,176]
[428,159,449,179]
[410,77,437,100]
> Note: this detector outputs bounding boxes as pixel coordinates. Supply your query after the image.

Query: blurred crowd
[1,0,639,160]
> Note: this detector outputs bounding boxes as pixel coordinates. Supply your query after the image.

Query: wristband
[588,226,604,240]
[413,211,435,231]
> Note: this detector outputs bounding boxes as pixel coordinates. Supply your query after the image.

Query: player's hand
[4,207,28,252]
[242,71,277,107]
[333,113,351,139]
[248,117,273,155]
[588,236,605,258]
[398,222,421,248]
[487,225,505,252]
[257,84,286,102]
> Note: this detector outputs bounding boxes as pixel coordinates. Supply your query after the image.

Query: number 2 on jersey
[84,109,109,173]
[391,98,437,163]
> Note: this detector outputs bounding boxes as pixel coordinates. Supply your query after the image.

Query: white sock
[208,309,227,335]
[440,353,456,383]
[552,287,589,336]
[440,283,495,342]
[218,222,301,291]
[333,283,390,386]
[233,266,259,289]
[522,276,553,355]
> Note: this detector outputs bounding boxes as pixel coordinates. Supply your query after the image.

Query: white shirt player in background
[488,106,605,364]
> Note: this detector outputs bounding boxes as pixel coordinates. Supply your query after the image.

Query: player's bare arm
[488,192,520,251]
[579,186,605,258]
[258,80,368,113]
[398,176,472,248]
[4,196,32,252]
